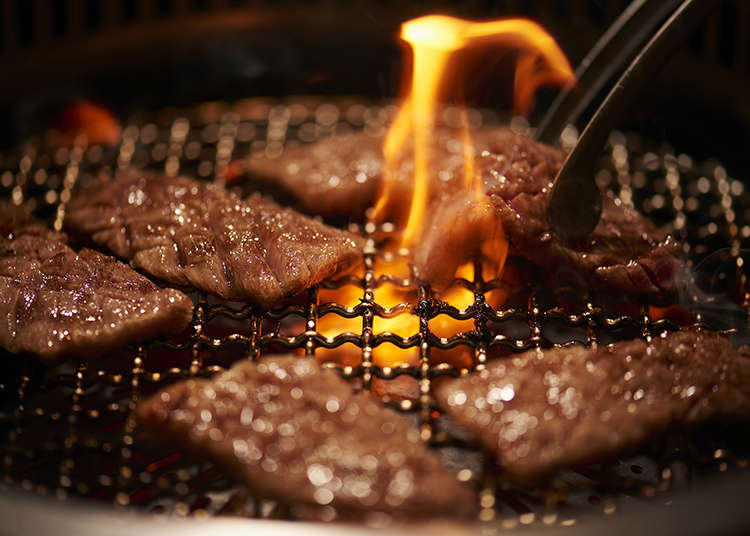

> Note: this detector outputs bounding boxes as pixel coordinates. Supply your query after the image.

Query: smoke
[678,248,750,342]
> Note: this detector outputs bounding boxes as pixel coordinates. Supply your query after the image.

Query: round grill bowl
[1,1,750,534]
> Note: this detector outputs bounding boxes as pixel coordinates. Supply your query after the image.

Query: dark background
[1,0,749,175]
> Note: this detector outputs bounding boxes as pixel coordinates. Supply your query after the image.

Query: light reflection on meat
[435,329,750,481]
[136,355,477,521]
[0,202,193,361]
[65,170,363,309]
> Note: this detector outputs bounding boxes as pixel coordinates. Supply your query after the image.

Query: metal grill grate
[1,98,749,528]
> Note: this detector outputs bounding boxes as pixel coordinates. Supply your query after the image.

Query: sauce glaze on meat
[0,203,193,361]
[65,170,363,308]
[435,329,750,481]
[136,355,477,520]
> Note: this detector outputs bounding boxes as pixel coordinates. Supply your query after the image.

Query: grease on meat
[135,355,477,520]
[0,203,193,361]
[65,170,363,308]
[435,329,750,481]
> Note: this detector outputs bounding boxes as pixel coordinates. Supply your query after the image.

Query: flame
[459,107,480,194]
[374,14,574,246]
[316,257,509,371]
[315,16,572,377]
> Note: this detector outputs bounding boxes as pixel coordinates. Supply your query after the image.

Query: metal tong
[543,0,721,242]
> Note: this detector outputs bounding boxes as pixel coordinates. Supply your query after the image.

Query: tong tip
[547,176,603,243]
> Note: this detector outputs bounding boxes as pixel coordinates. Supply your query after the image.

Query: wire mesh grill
[0,98,749,528]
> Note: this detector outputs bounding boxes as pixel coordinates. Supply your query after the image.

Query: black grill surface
[0,98,749,529]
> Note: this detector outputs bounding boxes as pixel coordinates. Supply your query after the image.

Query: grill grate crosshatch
[0,98,749,528]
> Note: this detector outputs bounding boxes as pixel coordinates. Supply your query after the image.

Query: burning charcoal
[135,355,477,520]
[0,202,193,362]
[65,170,364,309]
[54,99,122,147]
[435,329,750,481]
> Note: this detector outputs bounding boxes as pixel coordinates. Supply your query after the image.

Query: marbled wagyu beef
[245,132,384,220]
[435,329,750,481]
[65,170,363,308]
[136,355,477,520]
[244,128,683,300]
[0,202,193,361]
[411,128,683,300]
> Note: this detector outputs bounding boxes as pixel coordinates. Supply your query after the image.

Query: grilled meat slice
[243,129,474,221]
[414,192,506,290]
[242,127,560,221]
[435,329,750,481]
[135,355,477,520]
[65,170,363,308]
[244,127,681,299]
[245,132,383,220]
[413,128,683,300]
[479,130,682,299]
[0,203,193,362]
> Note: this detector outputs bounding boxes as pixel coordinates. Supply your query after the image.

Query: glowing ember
[55,99,122,147]
[316,254,511,372]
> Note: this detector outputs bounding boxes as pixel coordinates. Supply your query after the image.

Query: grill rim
[3,469,750,534]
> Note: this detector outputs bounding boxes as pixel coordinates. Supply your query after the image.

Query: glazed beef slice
[135,355,477,520]
[65,170,363,308]
[0,202,193,361]
[435,329,750,481]
[414,128,684,300]
[245,132,383,219]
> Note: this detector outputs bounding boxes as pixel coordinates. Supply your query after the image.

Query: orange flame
[316,16,572,372]
[316,256,510,373]
[374,14,574,247]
